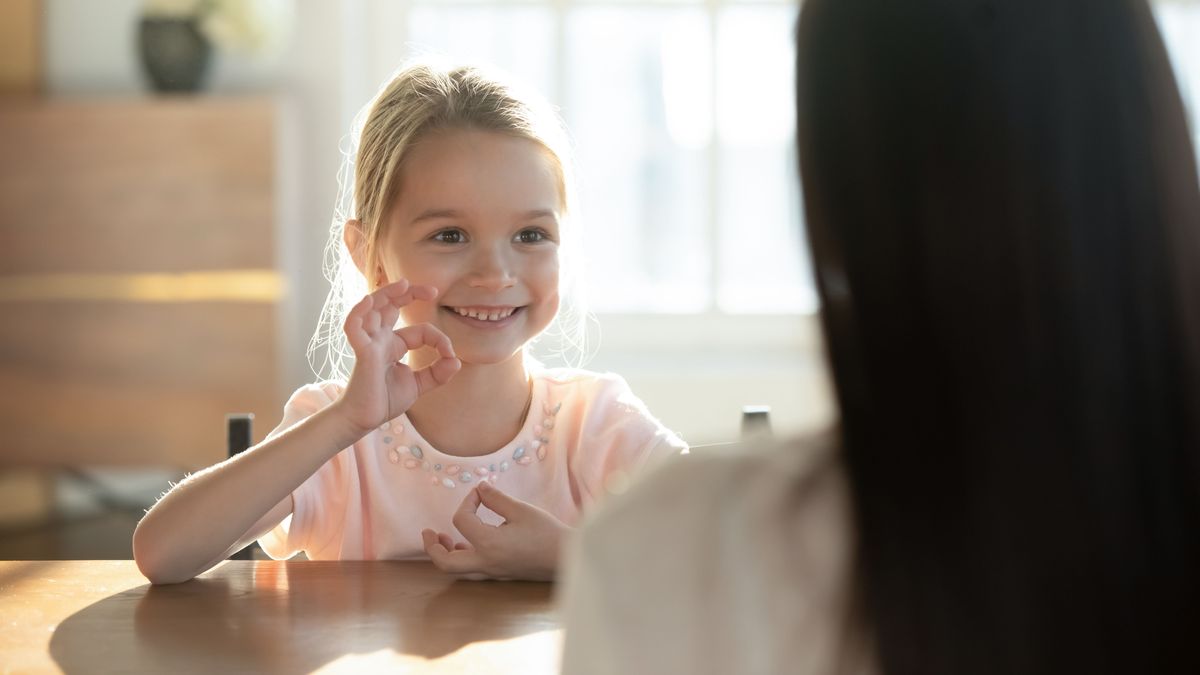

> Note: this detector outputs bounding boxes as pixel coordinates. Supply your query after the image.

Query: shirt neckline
[376,374,565,488]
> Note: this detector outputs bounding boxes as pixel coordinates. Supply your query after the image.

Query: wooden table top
[0,560,562,674]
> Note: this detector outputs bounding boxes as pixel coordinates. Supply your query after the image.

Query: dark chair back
[226,413,257,560]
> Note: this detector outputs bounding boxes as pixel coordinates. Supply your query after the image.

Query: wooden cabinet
[0,97,283,471]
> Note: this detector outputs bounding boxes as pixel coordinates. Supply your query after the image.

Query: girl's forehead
[392,129,564,220]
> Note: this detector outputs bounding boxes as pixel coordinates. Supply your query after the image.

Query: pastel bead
[537,445,547,460]
[422,461,431,472]
[512,447,526,460]
[388,449,400,464]
[404,458,420,469]
[475,466,489,476]
[446,464,460,475]
[544,418,554,430]
[531,440,541,450]
[500,461,510,472]
[380,422,390,431]
[383,436,393,444]
[441,478,456,488]
[552,402,562,414]
[517,456,533,466]
[459,472,473,482]
[534,425,543,436]
[430,476,439,485]
[434,464,442,471]
[409,446,424,459]
[489,464,497,472]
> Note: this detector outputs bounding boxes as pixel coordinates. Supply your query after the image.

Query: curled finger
[380,280,438,308]
[450,488,489,546]
[393,323,455,356]
[422,528,484,575]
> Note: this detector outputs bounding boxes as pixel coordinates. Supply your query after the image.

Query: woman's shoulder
[585,430,844,540]
[566,430,864,674]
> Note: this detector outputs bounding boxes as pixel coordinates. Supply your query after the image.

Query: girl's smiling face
[374,128,563,367]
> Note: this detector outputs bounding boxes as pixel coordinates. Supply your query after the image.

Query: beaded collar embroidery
[379,399,563,489]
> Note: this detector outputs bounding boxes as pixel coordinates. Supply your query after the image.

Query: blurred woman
[559,0,1200,673]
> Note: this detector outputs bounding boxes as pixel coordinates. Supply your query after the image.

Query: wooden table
[0,560,562,674]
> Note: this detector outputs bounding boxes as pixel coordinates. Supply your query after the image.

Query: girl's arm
[132,402,372,584]
[133,280,460,584]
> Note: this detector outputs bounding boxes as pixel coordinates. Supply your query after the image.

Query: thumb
[476,481,527,520]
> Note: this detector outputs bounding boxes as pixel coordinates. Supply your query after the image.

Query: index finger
[450,488,492,545]
[379,281,438,306]
[394,323,456,358]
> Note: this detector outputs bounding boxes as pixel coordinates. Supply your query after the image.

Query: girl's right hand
[338,279,461,434]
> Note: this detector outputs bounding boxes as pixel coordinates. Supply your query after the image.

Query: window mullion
[553,0,568,107]
[706,0,721,313]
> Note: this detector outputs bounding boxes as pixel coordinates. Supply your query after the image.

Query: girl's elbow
[132,522,192,585]
[131,527,165,583]
[134,551,194,585]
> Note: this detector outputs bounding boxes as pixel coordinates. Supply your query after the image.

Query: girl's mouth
[442,305,524,328]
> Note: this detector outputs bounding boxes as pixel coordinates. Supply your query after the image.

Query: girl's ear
[343,219,368,274]
[345,219,390,288]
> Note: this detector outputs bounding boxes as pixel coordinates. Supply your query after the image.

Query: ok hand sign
[339,279,461,434]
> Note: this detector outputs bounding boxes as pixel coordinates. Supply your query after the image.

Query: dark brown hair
[796,1,1200,672]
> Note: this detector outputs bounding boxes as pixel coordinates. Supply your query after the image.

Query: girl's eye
[516,229,548,244]
[431,229,465,244]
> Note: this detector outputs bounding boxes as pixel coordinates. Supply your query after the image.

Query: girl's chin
[451,349,527,368]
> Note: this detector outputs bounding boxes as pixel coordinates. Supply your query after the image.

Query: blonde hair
[310,61,590,381]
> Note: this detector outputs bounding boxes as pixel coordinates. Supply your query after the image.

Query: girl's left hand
[421,481,569,581]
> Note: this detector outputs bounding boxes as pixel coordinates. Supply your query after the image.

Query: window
[341,1,1200,443]
[1156,0,1200,166]
[357,0,811,317]
[353,0,1200,318]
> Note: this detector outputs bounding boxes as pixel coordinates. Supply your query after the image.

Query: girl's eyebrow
[523,209,558,221]
[409,208,460,225]
[409,208,558,225]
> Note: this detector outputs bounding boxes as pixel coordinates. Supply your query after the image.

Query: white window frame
[353,0,812,320]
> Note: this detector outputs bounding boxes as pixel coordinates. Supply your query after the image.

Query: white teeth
[452,307,515,321]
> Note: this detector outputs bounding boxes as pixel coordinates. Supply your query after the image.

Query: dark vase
[138,17,212,93]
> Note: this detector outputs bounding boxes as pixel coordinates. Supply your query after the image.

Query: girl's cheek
[399,304,433,326]
[539,253,560,284]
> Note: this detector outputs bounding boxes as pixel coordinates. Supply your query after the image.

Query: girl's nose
[468,244,517,290]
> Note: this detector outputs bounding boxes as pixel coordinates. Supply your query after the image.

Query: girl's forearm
[132,402,368,584]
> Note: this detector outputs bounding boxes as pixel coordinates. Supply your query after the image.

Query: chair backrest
[227,413,254,458]
[740,405,772,441]
[690,406,773,452]
[226,413,257,560]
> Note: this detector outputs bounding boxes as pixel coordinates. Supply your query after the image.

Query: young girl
[132,62,688,585]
